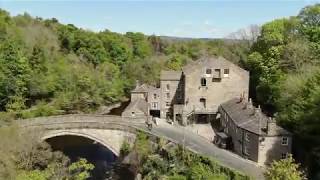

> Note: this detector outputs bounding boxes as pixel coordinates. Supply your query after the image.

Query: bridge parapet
[17,114,146,133]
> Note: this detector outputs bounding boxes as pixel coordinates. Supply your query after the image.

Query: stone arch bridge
[18,114,147,156]
[18,114,265,179]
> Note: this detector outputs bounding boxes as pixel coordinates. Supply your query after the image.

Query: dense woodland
[0,8,251,121]
[0,3,319,180]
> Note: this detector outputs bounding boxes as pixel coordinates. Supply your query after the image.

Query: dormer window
[206,69,212,74]
[201,78,207,86]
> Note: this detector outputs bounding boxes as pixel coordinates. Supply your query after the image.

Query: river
[46,135,119,179]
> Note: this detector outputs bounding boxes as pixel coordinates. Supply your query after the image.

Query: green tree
[126,32,152,59]
[166,54,188,71]
[265,155,305,180]
[68,158,94,180]
[298,4,320,43]
[0,39,31,111]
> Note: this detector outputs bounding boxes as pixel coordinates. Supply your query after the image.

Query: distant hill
[159,36,244,43]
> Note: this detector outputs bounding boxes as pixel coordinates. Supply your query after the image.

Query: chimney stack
[267,117,277,135]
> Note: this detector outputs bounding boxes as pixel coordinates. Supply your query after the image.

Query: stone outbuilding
[121,83,152,121]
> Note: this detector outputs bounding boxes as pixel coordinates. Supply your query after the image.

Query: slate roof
[123,98,149,115]
[182,56,248,76]
[132,84,157,93]
[220,98,291,136]
[160,70,182,80]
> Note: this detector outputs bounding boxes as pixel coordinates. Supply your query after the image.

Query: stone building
[122,56,249,125]
[173,57,249,125]
[218,98,292,165]
[121,83,152,120]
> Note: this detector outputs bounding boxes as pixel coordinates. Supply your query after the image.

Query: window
[200,98,206,108]
[166,84,170,90]
[281,153,287,159]
[206,68,212,74]
[177,94,182,99]
[153,94,157,99]
[166,102,170,107]
[166,93,170,99]
[224,69,230,77]
[131,112,135,117]
[282,137,288,145]
[245,132,250,142]
[215,69,221,76]
[151,102,158,109]
[201,78,207,86]
[244,146,250,155]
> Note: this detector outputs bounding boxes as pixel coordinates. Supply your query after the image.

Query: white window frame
[166,102,170,108]
[223,69,230,78]
[166,84,170,91]
[201,78,207,87]
[206,68,212,75]
[166,93,170,99]
[153,94,157,99]
[281,137,288,146]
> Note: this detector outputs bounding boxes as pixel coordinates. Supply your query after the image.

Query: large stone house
[122,56,292,165]
[122,56,249,124]
[218,98,292,165]
[173,57,249,125]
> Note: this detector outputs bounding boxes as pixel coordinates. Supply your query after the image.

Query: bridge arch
[42,129,136,156]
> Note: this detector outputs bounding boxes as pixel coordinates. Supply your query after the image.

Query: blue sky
[1,1,319,38]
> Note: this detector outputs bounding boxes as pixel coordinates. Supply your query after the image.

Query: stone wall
[258,136,292,165]
[184,61,249,115]
[160,79,180,119]
[147,88,161,111]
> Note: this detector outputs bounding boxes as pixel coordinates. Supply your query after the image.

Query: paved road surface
[135,122,265,180]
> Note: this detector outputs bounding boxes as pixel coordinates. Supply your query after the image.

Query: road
[135,122,265,180]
